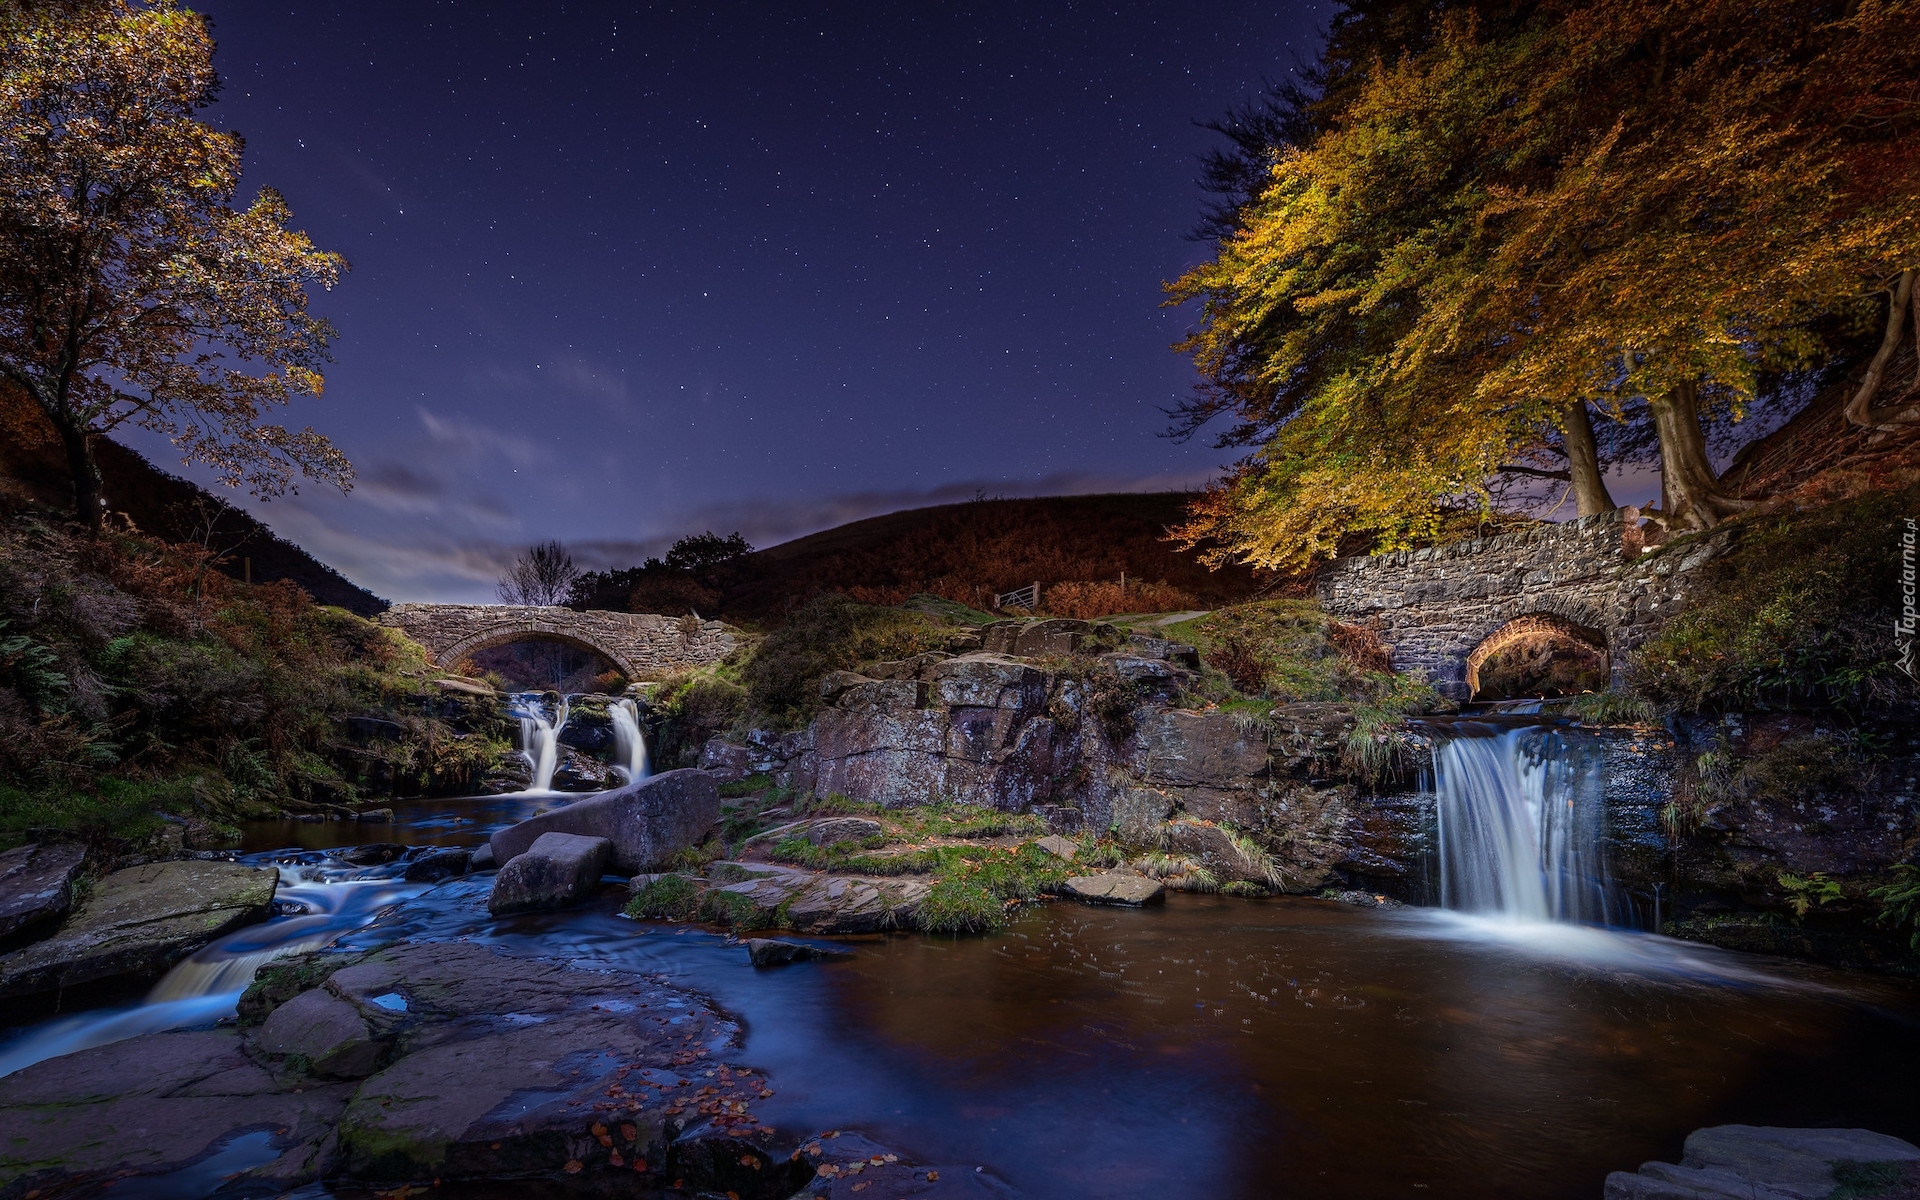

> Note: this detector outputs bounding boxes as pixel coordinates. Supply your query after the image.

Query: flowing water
[610,696,650,783]
[509,691,570,792]
[1423,715,1619,925]
[4,713,1918,1198]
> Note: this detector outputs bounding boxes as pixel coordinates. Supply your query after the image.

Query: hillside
[0,385,385,616]
[586,491,1274,623]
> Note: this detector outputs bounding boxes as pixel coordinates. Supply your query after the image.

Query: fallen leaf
[610,1151,624,1167]
[927,1171,940,1181]
[620,1123,637,1141]
[562,1160,584,1175]
[590,1122,608,1138]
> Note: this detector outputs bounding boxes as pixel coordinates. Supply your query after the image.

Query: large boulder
[1605,1125,1920,1199]
[0,860,276,999]
[489,768,718,873]
[0,842,85,945]
[488,832,612,914]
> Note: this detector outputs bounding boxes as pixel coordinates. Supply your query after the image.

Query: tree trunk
[53,415,105,531]
[1561,400,1617,517]
[1648,380,1745,531]
[1844,269,1916,432]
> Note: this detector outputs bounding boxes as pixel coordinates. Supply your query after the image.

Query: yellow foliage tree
[0,0,351,528]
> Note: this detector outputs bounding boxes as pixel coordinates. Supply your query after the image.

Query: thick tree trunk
[1844,269,1916,432]
[1648,380,1745,531]
[53,415,105,531]
[1561,400,1617,518]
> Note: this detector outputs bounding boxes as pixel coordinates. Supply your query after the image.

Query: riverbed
[3,793,1916,1199]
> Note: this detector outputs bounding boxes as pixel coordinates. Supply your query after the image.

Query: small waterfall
[610,698,650,784]
[511,692,570,792]
[1427,719,1616,925]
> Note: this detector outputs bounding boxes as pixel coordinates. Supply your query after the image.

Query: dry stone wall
[1315,511,1718,699]
[379,604,736,679]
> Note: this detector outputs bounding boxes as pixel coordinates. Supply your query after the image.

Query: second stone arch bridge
[1315,511,1718,701]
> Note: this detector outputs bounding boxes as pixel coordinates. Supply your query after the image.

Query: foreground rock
[1605,1125,1920,1199]
[0,941,808,1197]
[745,937,854,967]
[0,860,276,998]
[0,842,85,944]
[1063,873,1166,906]
[703,863,932,933]
[490,767,719,873]
[488,831,611,914]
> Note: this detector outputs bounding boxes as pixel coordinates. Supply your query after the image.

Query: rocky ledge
[1606,1124,1920,1199]
[0,858,276,999]
[0,939,996,1197]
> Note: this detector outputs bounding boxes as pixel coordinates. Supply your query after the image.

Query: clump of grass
[624,873,705,920]
[1568,690,1661,725]
[702,888,773,929]
[1220,880,1270,899]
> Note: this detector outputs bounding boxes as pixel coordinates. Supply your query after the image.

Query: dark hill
[593,491,1269,623]
[0,384,386,616]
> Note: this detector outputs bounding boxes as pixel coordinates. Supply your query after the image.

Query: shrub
[1629,485,1920,712]
[1040,579,1197,619]
[740,595,941,729]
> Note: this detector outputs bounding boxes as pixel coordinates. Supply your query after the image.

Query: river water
[3,728,1918,1198]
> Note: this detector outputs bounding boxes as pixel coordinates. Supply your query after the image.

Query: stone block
[255,987,383,1078]
[1063,874,1165,906]
[488,832,612,914]
[0,843,85,945]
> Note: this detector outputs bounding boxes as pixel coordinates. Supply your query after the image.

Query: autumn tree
[0,0,350,530]
[1172,0,1920,571]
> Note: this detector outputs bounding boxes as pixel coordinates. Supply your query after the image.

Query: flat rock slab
[1063,873,1166,906]
[0,842,85,943]
[0,940,803,1197]
[490,767,719,873]
[1034,835,1077,860]
[745,938,854,968]
[0,859,276,999]
[488,831,611,914]
[797,1129,1016,1198]
[805,817,884,846]
[707,866,932,933]
[1605,1124,1920,1200]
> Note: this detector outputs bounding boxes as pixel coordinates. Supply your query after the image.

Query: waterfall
[512,692,570,792]
[1427,720,1616,925]
[610,698,650,784]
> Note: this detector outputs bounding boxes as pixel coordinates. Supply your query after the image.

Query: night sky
[114,1,1329,602]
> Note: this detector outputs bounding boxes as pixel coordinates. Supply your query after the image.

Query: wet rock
[402,846,472,883]
[339,843,407,866]
[1035,835,1078,860]
[488,832,612,914]
[254,987,383,1078]
[704,863,931,933]
[745,937,854,967]
[0,941,757,1195]
[0,860,276,999]
[1063,873,1165,906]
[357,808,394,823]
[552,746,615,790]
[1604,1124,1920,1200]
[0,842,85,945]
[0,1028,355,1196]
[490,767,720,873]
[468,842,497,871]
[806,817,884,847]
[798,1129,1015,1198]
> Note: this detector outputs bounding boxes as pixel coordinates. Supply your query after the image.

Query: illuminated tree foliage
[1170,0,1920,572]
[0,0,350,529]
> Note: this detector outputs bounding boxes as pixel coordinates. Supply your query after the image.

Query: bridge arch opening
[1466,613,1608,700]
[446,631,628,693]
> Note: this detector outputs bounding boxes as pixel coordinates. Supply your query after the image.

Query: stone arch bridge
[378,604,737,680]
[1315,511,1718,701]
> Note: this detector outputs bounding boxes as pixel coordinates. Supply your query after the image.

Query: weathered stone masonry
[379,604,736,679]
[1315,511,1720,699]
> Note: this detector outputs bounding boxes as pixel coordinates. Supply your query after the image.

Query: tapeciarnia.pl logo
[1900,516,1918,681]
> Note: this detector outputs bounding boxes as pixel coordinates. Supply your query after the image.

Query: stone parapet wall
[1316,512,1713,698]
[379,604,736,679]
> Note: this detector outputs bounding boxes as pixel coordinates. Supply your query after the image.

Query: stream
[3,714,1918,1197]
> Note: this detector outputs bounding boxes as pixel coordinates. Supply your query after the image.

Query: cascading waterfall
[511,692,570,792]
[609,698,650,784]
[1426,719,1617,925]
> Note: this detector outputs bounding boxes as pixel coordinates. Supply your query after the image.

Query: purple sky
[115,1,1351,602]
